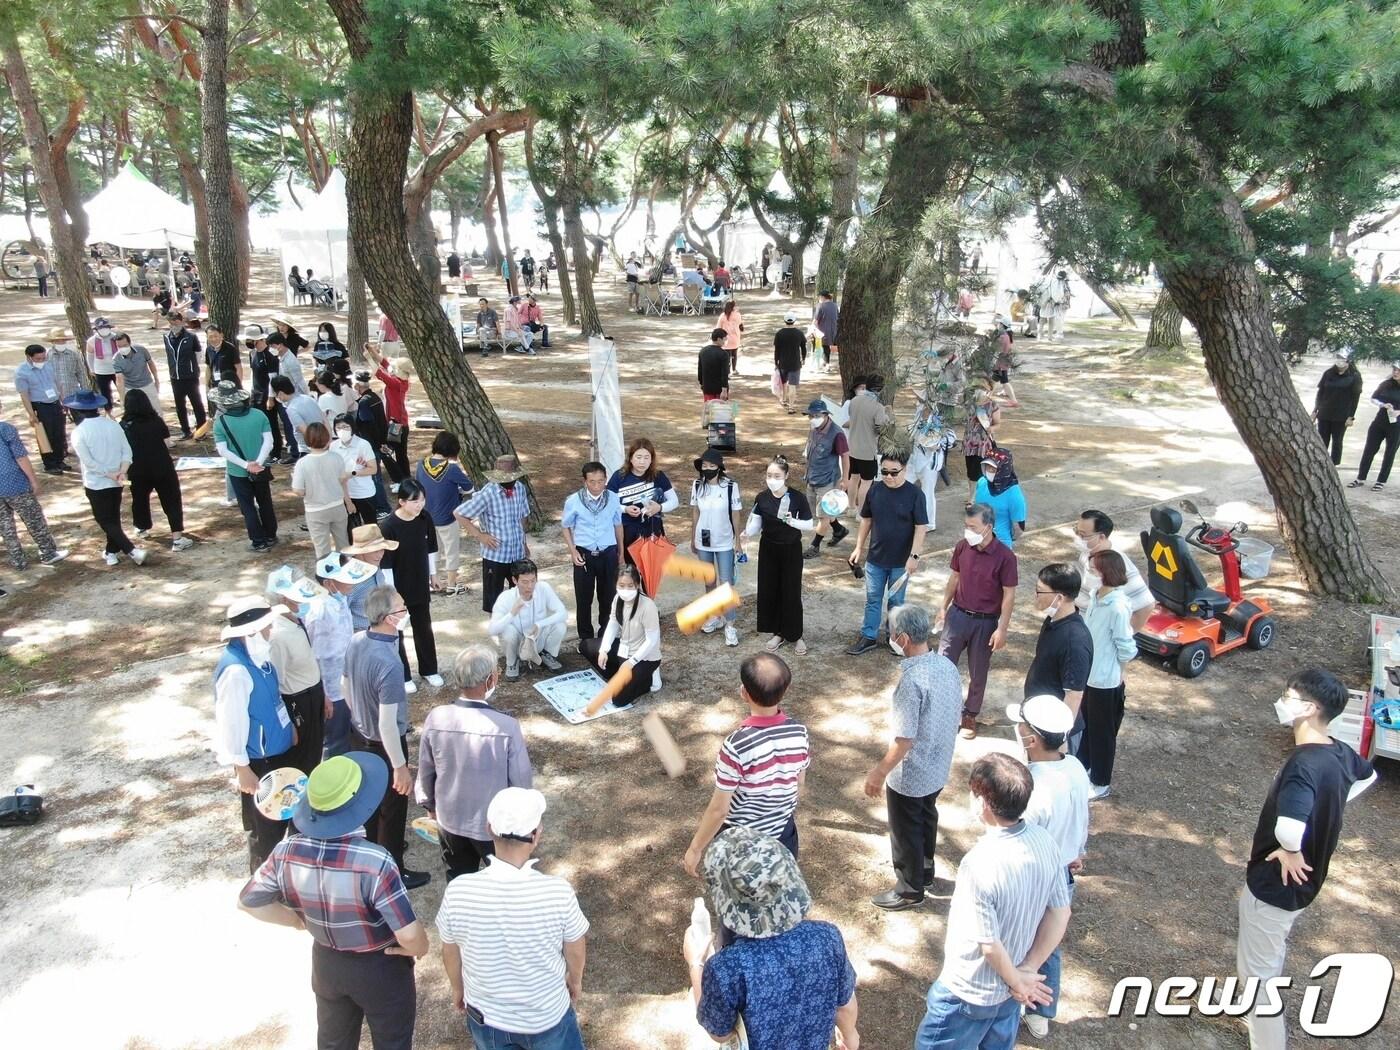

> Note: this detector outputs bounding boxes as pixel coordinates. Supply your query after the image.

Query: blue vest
[214,641,293,760]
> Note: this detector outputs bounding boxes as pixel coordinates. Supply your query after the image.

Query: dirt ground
[2,257,1398,1050]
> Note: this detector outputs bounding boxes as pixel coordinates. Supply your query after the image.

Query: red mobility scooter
[1136,500,1277,677]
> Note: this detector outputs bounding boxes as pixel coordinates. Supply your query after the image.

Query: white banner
[588,335,625,475]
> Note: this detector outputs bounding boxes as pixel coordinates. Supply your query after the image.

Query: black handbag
[0,786,43,827]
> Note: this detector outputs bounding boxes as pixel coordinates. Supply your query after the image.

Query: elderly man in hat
[1008,694,1090,1040]
[14,343,70,474]
[436,787,588,1048]
[46,327,87,404]
[66,389,147,567]
[344,523,395,630]
[86,316,121,406]
[305,553,376,759]
[685,826,860,1050]
[802,398,850,561]
[239,752,429,1050]
[214,595,296,871]
[455,454,532,614]
[211,380,278,552]
[345,584,431,889]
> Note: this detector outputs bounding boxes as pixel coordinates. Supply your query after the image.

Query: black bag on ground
[0,786,43,827]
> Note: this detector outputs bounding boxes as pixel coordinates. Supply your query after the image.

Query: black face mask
[700,469,719,481]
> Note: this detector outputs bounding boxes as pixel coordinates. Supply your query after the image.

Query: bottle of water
[687,897,711,955]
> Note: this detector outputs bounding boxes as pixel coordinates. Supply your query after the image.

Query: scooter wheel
[1246,616,1275,651]
[1177,642,1210,678]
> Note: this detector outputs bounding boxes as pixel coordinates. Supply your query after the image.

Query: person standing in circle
[1348,361,1400,491]
[690,449,745,647]
[379,478,443,693]
[608,438,678,587]
[745,456,814,655]
[1311,349,1363,466]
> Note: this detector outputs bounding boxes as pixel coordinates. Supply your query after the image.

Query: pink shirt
[718,310,743,350]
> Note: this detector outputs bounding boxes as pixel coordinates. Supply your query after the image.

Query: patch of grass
[1111,388,1139,401]
[0,649,37,697]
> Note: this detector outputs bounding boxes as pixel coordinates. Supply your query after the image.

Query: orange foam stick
[676,584,741,635]
[642,712,686,777]
[664,553,718,585]
[583,662,634,716]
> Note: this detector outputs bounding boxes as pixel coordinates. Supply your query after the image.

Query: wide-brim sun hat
[316,553,378,585]
[221,595,282,640]
[61,390,108,412]
[344,524,398,555]
[47,327,70,341]
[267,565,327,604]
[210,380,251,407]
[293,753,389,838]
[484,455,528,484]
[702,825,811,940]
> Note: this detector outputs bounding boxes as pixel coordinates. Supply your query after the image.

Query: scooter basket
[1235,536,1274,580]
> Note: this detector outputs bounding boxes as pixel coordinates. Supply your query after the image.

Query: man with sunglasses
[846,451,928,655]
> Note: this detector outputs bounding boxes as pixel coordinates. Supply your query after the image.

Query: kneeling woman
[582,565,662,705]
[746,455,814,654]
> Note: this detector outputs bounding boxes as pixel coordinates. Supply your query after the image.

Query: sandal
[1373,482,1385,491]
[765,635,785,652]
[1348,479,1365,488]
[794,639,808,656]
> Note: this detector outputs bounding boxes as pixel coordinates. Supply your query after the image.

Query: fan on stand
[109,265,132,301]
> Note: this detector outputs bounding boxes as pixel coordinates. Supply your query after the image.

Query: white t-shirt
[1024,755,1091,867]
[319,390,350,428]
[690,479,742,552]
[1077,541,1154,614]
[436,857,589,1035]
[332,434,377,499]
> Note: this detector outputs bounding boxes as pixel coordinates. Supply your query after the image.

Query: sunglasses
[880,468,903,477]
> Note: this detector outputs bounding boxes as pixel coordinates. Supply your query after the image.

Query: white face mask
[336,428,353,444]
[1274,697,1314,726]
[1072,534,1090,554]
[967,793,986,827]
[482,684,497,703]
[117,346,131,356]
[319,331,330,341]
[963,528,984,547]
[97,327,113,339]
[616,588,638,603]
[245,634,272,665]
[809,417,823,429]
[766,477,786,494]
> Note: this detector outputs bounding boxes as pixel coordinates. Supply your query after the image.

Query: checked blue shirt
[456,482,528,564]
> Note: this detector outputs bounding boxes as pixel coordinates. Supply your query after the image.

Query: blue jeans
[1028,869,1075,1019]
[467,1006,585,1050]
[861,561,908,640]
[323,700,351,759]
[696,547,738,622]
[914,981,1020,1050]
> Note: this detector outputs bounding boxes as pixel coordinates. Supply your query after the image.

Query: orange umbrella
[627,534,677,596]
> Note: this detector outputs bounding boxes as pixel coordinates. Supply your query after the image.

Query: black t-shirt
[750,488,813,546]
[250,348,279,395]
[698,344,730,396]
[860,480,929,568]
[379,511,438,606]
[1369,378,1400,427]
[1023,612,1093,699]
[211,344,243,385]
[1247,740,1374,911]
[120,415,175,482]
[1313,366,1363,421]
[773,327,806,372]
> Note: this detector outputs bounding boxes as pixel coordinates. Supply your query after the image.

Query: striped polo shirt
[436,857,589,1035]
[938,820,1072,1006]
[715,711,811,836]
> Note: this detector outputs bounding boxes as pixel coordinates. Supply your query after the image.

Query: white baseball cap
[315,553,377,585]
[1007,694,1074,736]
[487,787,547,838]
[784,312,797,323]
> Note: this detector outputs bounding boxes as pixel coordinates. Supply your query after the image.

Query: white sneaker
[650,668,662,693]
[424,674,445,688]
[404,680,418,695]
[219,498,238,508]
[130,547,149,565]
[171,536,195,551]
[1089,783,1112,801]
[724,625,739,646]
[135,528,150,539]
[701,616,723,634]
[1022,1012,1050,1038]
[104,552,120,567]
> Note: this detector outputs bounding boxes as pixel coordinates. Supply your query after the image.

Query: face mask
[336,428,352,443]
[390,611,407,634]
[967,793,986,827]
[319,331,330,341]
[616,588,638,603]
[245,634,272,665]
[701,469,719,481]
[1044,596,1063,621]
[117,346,131,356]
[1274,697,1313,726]
[964,528,984,547]
[766,477,786,494]
[483,684,497,703]
[98,328,113,339]
[809,417,824,429]
[1072,535,1089,553]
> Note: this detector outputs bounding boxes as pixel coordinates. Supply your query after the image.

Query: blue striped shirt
[456,483,528,564]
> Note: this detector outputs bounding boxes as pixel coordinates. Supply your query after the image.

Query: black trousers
[284,681,328,776]
[350,496,380,530]
[396,600,439,678]
[37,275,48,297]
[311,942,416,1050]
[440,828,495,882]
[1075,683,1126,787]
[170,377,207,436]
[351,731,408,870]
[481,558,518,613]
[241,751,293,874]
[578,637,659,707]
[572,546,619,640]
[33,401,66,468]
[94,373,116,407]
[261,401,285,458]
[756,536,804,642]
[385,427,410,481]
[1317,417,1349,465]
[230,472,278,544]
[1357,416,1400,484]
[85,486,134,555]
[130,471,184,533]
[887,785,940,897]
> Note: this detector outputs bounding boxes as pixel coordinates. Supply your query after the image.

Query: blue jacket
[214,640,293,760]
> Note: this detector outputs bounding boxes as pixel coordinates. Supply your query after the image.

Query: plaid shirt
[239,832,417,952]
[48,346,87,401]
[456,482,528,564]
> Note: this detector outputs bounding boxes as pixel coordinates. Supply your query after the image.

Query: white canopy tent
[276,170,349,306]
[85,162,197,250]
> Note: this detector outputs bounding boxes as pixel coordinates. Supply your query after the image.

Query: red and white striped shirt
[714,711,810,836]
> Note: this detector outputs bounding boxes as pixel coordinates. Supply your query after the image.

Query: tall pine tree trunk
[2,31,93,342]
[837,106,951,392]
[488,130,516,297]
[1144,288,1184,349]
[542,199,576,325]
[815,120,861,296]
[559,126,600,336]
[326,0,537,522]
[200,0,240,336]
[346,238,369,356]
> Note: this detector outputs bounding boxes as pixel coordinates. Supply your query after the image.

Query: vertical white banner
[588,335,625,475]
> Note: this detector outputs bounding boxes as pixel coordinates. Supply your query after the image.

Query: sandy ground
[2,258,1399,1050]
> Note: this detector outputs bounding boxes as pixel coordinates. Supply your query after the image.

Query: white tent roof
[84,162,197,249]
[275,170,350,305]
[278,170,348,238]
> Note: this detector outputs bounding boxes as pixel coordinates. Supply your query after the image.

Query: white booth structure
[276,170,349,306]
[84,162,197,265]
